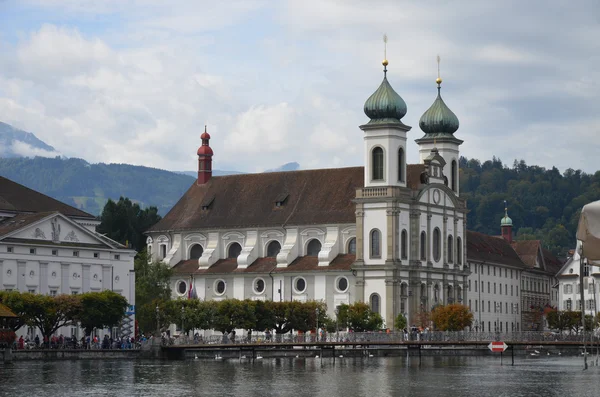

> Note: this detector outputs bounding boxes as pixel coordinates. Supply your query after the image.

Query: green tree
[394,313,407,331]
[21,293,82,341]
[337,302,383,332]
[78,291,129,336]
[135,250,173,334]
[430,304,473,331]
[97,197,161,251]
[213,299,256,335]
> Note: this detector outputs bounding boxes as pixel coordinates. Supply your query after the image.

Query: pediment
[418,185,457,209]
[2,214,113,248]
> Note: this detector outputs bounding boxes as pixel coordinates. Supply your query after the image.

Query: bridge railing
[167,331,596,346]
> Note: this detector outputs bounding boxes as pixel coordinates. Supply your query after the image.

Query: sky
[0,0,598,174]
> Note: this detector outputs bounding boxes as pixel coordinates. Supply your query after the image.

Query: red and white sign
[488,342,508,352]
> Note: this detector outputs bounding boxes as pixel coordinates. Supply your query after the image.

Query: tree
[337,302,383,332]
[213,299,255,335]
[78,291,129,336]
[431,304,473,331]
[135,250,173,334]
[394,313,407,331]
[96,197,161,251]
[21,293,82,341]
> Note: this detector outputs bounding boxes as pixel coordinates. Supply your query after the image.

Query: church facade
[147,59,470,330]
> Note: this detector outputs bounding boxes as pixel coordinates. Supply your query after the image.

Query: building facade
[147,59,559,334]
[556,241,599,316]
[0,177,136,339]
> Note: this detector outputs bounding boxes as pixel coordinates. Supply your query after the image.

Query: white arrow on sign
[488,342,508,352]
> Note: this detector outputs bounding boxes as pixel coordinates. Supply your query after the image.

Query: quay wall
[10,349,142,361]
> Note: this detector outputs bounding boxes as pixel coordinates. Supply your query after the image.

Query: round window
[6,269,11,276]
[51,271,57,278]
[29,270,35,278]
[93,274,98,280]
[177,281,187,295]
[337,277,348,292]
[72,272,78,279]
[115,276,120,283]
[254,278,265,294]
[215,280,226,295]
[294,277,306,293]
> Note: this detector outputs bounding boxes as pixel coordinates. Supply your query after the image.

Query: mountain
[0,122,59,158]
[0,156,195,216]
[265,162,300,173]
[176,161,301,177]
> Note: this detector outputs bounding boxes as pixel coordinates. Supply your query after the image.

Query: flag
[188,277,197,299]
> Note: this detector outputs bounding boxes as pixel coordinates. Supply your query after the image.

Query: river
[1,356,599,396]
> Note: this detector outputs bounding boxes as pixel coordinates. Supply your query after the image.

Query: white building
[556,241,599,316]
[0,176,136,339]
[146,59,559,333]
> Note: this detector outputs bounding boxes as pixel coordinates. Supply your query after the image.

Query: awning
[577,200,600,262]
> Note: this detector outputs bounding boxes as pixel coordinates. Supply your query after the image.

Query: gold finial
[382,34,388,67]
[436,55,442,85]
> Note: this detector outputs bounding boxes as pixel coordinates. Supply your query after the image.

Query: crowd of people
[14,333,145,350]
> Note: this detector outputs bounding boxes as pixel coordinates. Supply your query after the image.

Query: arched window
[370,229,381,258]
[398,147,404,182]
[420,231,426,260]
[148,245,152,257]
[227,242,242,259]
[372,147,384,181]
[307,239,322,256]
[451,160,457,191]
[347,238,356,254]
[190,244,203,259]
[266,241,281,257]
[433,228,441,262]
[370,293,380,314]
[401,230,407,259]
[447,235,453,263]
[457,237,462,265]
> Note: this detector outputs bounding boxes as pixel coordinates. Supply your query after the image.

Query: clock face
[433,189,441,205]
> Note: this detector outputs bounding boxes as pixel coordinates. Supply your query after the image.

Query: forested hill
[460,157,600,258]
[0,157,195,215]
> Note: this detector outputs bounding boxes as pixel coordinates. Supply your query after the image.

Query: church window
[401,230,407,259]
[370,229,381,258]
[398,147,404,182]
[336,277,349,293]
[30,248,36,254]
[254,278,265,294]
[433,228,441,262]
[307,239,322,256]
[214,280,226,295]
[456,237,462,264]
[267,241,281,257]
[447,235,453,263]
[177,280,187,295]
[372,147,384,181]
[190,244,203,259]
[370,293,380,314]
[347,238,356,255]
[420,232,426,260]
[294,277,307,293]
[451,160,457,191]
[228,243,242,259]
[160,244,167,259]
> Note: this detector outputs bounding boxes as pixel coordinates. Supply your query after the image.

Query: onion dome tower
[415,56,463,195]
[197,125,213,185]
[501,200,513,243]
[360,34,411,188]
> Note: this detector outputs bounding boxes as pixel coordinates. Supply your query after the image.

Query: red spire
[197,125,213,185]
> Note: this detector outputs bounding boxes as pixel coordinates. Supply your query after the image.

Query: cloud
[0,0,598,176]
[9,140,60,158]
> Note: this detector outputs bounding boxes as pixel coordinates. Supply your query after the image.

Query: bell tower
[197,126,213,185]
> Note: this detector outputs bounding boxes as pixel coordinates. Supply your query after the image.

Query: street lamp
[316,308,320,342]
[181,305,185,338]
[155,304,160,336]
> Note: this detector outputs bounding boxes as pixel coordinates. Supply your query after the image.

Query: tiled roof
[0,176,94,219]
[149,165,432,233]
[542,248,563,274]
[0,212,53,236]
[172,254,356,275]
[0,303,17,318]
[466,230,526,268]
[511,240,540,268]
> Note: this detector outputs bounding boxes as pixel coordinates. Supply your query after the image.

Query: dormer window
[274,193,289,208]
[201,195,215,211]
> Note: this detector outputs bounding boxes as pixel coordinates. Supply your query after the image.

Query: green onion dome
[501,215,513,226]
[418,85,459,135]
[364,70,407,123]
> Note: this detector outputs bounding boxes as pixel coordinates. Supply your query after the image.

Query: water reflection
[1,356,599,397]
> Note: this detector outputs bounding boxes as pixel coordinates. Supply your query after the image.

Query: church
[147,56,470,330]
